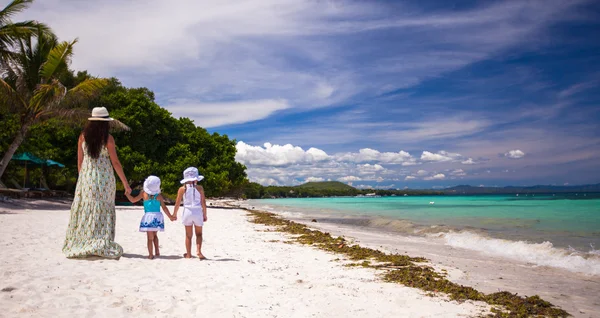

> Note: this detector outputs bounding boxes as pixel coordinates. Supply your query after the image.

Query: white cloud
[421,150,462,162]
[357,164,386,175]
[424,173,446,181]
[235,141,330,166]
[504,149,526,159]
[461,158,478,165]
[335,148,416,165]
[167,99,290,128]
[305,177,325,182]
[338,176,362,182]
[416,170,428,176]
[450,169,467,176]
[405,176,416,181]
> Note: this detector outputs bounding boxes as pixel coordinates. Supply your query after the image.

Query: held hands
[170,214,177,222]
[124,184,132,195]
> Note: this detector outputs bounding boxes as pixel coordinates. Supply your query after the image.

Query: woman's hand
[203,215,208,222]
[124,184,132,195]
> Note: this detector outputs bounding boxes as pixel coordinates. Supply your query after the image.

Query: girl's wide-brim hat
[180,167,204,184]
[143,175,161,195]
[88,107,114,121]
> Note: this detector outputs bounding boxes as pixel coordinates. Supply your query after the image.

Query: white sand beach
[232,201,600,318]
[0,199,490,317]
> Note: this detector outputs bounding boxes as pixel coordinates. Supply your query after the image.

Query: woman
[63,107,131,259]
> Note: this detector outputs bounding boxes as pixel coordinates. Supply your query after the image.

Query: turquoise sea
[247,194,600,275]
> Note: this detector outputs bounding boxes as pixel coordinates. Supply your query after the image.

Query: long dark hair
[83,121,109,159]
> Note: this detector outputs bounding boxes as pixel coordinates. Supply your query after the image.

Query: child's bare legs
[153,235,160,256]
[146,232,156,259]
[184,226,193,258]
[195,225,205,259]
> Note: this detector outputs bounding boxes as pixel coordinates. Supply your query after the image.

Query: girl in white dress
[173,167,208,259]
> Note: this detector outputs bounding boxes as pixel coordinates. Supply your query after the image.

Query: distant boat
[429,201,435,205]
[404,194,408,196]
[516,194,519,197]
[366,193,377,196]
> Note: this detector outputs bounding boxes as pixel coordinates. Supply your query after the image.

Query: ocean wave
[439,231,600,275]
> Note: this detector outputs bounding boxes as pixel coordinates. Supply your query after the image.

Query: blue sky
[20,0,600,188]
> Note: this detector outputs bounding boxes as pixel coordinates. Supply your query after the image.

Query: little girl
[125,175,174,259]
[173,167,208,259]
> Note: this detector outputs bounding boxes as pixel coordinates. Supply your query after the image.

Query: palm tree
[0,27,108,179]
[1,0,50,68]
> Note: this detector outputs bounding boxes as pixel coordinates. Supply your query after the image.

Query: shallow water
[247,194,600,275]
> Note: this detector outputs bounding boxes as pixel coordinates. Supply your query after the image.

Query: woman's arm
[125,192,144,203]
[199,185,207,221]
[77,134,84,172]
[107,135,131,195]
[172,187,185,218]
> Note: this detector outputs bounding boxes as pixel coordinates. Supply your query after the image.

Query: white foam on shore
[440,231,600,275]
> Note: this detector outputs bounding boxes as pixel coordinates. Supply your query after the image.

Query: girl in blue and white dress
[125,176,175,259]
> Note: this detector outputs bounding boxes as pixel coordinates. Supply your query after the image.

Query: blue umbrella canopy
[45,159,65,168]
[11,152,45,165]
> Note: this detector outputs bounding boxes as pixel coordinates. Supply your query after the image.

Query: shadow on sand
[122,253,183,260]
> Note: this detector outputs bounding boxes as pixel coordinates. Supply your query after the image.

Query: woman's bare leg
[146,232,155,259]
[184,226,193,258]
[195,226,205,259]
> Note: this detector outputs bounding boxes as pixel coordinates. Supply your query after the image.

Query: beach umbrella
[11,152,45,187]
[45,159,65,168]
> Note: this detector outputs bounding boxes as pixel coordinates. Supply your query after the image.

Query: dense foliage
[241,181,444,199]
[1,76,247,198]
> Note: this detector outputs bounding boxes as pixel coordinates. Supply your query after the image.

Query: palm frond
[0,0,34,25]
[39,38,76,81]
[0,77,26,112]
[35,107,89,125]
[109,119,131,132]
[61,77,108,107]
[29,79,67,113]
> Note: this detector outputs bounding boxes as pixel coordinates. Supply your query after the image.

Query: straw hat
[143,175,161,195]
[180,167,204,184]
[88,107,114,121]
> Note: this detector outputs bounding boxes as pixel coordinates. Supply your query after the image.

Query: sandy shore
[231,200,600,318]
[0,199,489,317]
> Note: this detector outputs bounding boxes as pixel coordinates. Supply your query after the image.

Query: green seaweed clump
[248,210,570,318]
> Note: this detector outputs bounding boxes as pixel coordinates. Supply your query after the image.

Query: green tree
[0,28,107,179]
[0,0,50,66]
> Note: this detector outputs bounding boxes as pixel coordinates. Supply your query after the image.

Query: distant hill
[445,183,600,194]
[294,181,356,191]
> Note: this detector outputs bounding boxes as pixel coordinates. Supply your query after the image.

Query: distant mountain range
[444,184,600,194]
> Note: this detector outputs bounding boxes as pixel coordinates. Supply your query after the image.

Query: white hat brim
[88,117,114,121]
[180,176,204,184]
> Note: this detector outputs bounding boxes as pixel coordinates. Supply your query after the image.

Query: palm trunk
[0,122,32,181]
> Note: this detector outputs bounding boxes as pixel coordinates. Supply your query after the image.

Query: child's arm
[157,194,174,221]
[198,185,207,222]
[172,187,185,219]
[125,191,144,203]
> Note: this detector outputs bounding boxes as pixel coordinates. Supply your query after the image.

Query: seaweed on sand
[248,210,570,318]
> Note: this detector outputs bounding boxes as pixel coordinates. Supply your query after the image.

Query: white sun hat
[88,107,114,121]
[180,167,204,184]
[143,175,161,195]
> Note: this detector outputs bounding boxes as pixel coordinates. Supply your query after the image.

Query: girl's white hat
[180,167,204,184]
[88,107,114,121]
[143,175,161,195]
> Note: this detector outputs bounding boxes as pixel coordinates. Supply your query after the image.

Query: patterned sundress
[139,194,165,232]
[63,141,123,259]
